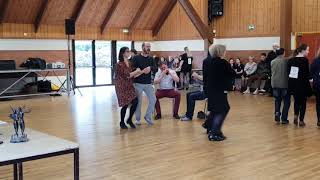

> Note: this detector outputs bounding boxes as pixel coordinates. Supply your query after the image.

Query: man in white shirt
[154,62,181,120]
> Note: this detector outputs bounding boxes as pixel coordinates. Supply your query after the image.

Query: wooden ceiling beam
[100,0,120,34]
[128,0,149,31]
[34,0,49,33]
[178,0,214,44]
[71,0,87,23]
[0,0,9,23]
[152,0,177,37]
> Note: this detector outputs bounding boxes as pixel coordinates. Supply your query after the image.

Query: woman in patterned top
[115,47,142,129]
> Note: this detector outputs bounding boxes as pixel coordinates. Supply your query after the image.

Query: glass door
[74,40,93,86]
[95,41,112,85]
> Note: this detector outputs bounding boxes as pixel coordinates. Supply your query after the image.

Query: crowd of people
[114,41,320,142]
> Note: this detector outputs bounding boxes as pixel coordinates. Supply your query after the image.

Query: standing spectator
[203,44,236,141]
[234,58,244,91]
[229,58,236,90]
[132,42,157,125]
[271,48,290,124]
[243,56,257,94]
[179,47,193,90]
[167,56,174,69]
[288,44,312,127]
[266,43,280,65]
[154,62,181,120]
[115,47,142,129]
[310,48,320,126]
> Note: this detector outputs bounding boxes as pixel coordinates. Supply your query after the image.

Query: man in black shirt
[132,42,156,125]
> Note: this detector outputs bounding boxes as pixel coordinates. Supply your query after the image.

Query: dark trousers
[120,98,138,123]
[273,88,291,121]
[185,91,206,119]
[208,110,229,134]
[247,74,267,88]
[293,95,307,121]
[315,91,320,121]
[155,89,181,116]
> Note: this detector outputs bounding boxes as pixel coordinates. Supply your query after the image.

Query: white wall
[213,37,280,51]
[135,40,205,51]
[0,39,70,51]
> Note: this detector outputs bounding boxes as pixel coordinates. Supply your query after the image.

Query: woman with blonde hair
[203,44,236,141]
[310,47,320,126]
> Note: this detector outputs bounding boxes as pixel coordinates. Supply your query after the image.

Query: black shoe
[281,120,289,125]
[202,121,208,129]
[120,122,128,129]
[208,132,225,141]
[186,87,189,91]
[173,114,180,120]
[275,116,280,123]
[155,114,162,120]
[126,120,136,129]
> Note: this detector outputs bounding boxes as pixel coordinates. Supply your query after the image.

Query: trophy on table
[9,106,31,143]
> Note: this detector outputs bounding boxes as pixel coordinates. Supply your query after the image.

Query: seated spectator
[181,71,206,121]
[243,56,257,94]
[154,62,181,120]
[244,53,270,94]
[234,58,244,91]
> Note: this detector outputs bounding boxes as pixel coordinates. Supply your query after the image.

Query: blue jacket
[311,57,320,91]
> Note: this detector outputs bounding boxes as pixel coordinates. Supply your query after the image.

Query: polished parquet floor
[1,87,320,180]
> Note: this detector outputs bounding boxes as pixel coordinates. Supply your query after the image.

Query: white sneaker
[259,89,266,93]
[243,89,250,94]
[253,89,259,95]
[135,120,142,125]
[181,116,192,121]
[144,117,153,125]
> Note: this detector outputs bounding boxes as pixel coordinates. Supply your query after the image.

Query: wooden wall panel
[213,0,280,38]
[134,0,168,30]
[77,0,113,27]
[0,23,154,41]
[156,0,206,40]
[41,0,78,25]
[107,0,144,28]
[292,0,320,33]
[4,0,43,24]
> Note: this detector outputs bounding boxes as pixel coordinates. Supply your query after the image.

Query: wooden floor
[1,87,320,180]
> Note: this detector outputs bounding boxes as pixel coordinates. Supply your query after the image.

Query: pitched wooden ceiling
[0,0,172,31]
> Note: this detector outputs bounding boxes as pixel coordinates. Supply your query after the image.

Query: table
[0,124,79,180]
[0,68,70,99]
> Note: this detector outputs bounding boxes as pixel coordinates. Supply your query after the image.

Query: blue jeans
[185,91,206,119]
[134,83,156,121]
[273,88,291,121]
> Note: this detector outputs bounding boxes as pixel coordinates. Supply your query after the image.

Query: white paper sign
[188,58,192,65]
[289,66,299,79]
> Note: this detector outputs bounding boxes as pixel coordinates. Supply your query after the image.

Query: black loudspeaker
[65,19,75,35]
[208,0,223,20]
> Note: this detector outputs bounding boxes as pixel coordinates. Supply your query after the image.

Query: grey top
[244,62,257,76]
[271,56,288,88]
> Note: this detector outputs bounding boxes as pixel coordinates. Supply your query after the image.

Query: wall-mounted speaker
[209,0,223,21]
[65,19,75,35]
